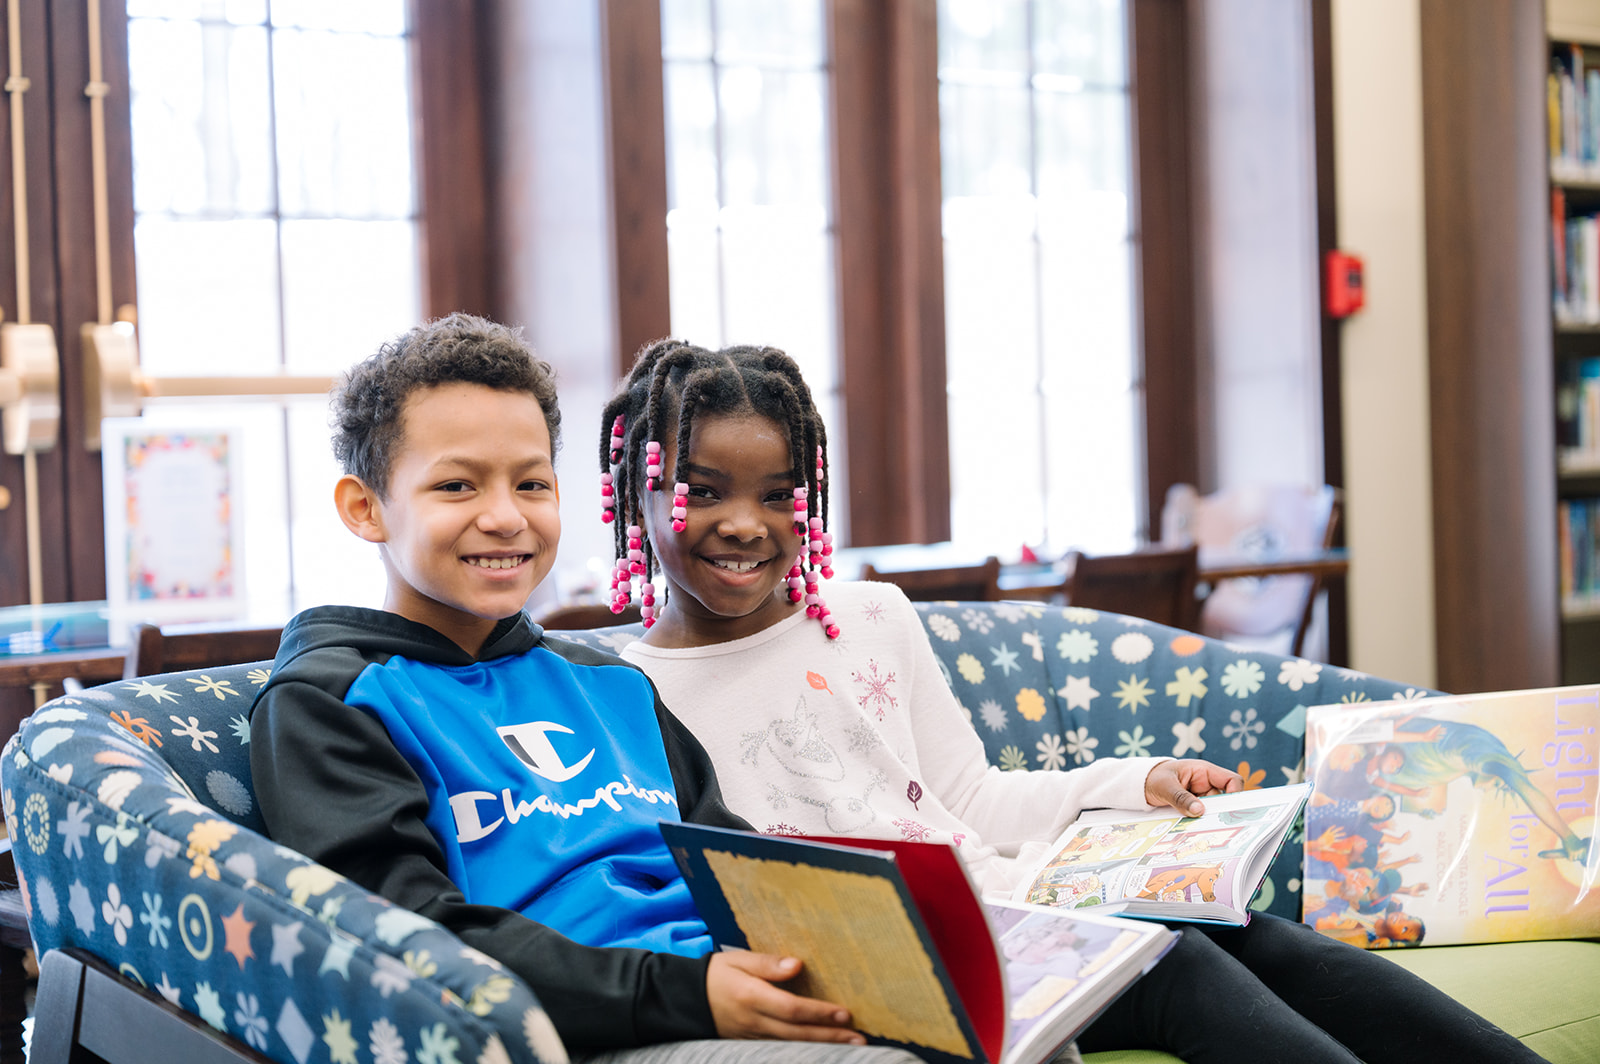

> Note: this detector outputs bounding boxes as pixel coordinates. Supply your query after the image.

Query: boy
[248,315,908,1062]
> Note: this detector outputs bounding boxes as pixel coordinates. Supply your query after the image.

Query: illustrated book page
[1301,685,1599,948]
[1010,783,1313,925]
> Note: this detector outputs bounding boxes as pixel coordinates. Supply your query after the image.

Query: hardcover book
[1008,783,1312,926]
[1301,685,1599,949]
[660,822,1176,1064]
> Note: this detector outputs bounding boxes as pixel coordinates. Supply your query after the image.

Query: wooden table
[996,550,1351,601]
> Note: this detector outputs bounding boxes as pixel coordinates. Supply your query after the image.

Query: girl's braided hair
[598,338,837,636]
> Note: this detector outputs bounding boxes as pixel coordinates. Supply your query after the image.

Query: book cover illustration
[1302,686,1598,949]
[661,822,1176,1064]
[1013,784,1311,923]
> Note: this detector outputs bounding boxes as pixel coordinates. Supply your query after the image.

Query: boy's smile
[642,413,804,647]
[342,382,561,654]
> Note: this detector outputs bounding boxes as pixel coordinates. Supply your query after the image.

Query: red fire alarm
[1325,250,1365,318]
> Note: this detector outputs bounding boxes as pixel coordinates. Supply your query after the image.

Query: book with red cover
[661,822,1176,1064]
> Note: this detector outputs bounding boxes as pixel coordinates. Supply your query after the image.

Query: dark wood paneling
[599,0,671,378]
[0,0,67,608]
[1309,0,1347,666]
[1129,0,1198,540]
[831,0,950,546]
[412,0,492,319]
[1419,0,1558,692]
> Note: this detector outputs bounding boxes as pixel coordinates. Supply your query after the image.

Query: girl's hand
[706,952,866,1043]
[1144,759,1243,816]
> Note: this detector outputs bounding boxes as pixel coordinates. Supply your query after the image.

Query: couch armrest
[3,701,567,1064]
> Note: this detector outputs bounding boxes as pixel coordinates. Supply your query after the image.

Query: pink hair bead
[609,416,626,463]
[672,482,689,533]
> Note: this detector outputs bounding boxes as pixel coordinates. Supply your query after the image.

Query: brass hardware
[0,321,58,454]
[0,484,10,509]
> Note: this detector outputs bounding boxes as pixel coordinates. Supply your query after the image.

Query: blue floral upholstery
[554,599,1444,921]
[1,664,566,1064]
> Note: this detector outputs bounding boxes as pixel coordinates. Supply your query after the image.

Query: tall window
[658,0,844,503]
[938,0,1138,556]
[125,0,420,616]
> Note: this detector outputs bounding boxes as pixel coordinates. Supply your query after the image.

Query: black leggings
[1074,913,1548,1064]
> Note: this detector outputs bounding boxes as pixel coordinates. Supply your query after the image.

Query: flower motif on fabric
[1282,756,1306,786]
[1020,630,1045,661]
[222,902,256,967]
[1056,630,1098,663]
[1171,718,1207,756]
[407,949,440,979]
[978,698,1008,732]
[998,745,1029,771]
[186,819,238,881]
[1058,675,1098,711]
[955,653,985,684]
[324,1010,361,1064]
[962,607,995,633]
[228,714,251,743]
[247,667,272,686]
[1062,607,1098,623]
[1169,634,1206,657]
[861,599,887,623]
[1166,666,1208,707]
[169,715,220,753]
[186,674,240,700]
[22,792,50,855]
[1115,725,1155,757]
[235,993,270,1050]
[1391,688,1429,701]
[417,1022,462,1064]
[1016,688,1048,722]
[1111,631,1154,664]
[110,709,164,746]
[1339,691,1372,703]
[97,770,142,811]
[927,613,961,641]
[1115,676,1153,713]
[97,811,139,862]
[1036,732,1067,770]
[123,679,180,705]
[270,920,303,974]
[140,891,171,948]
[371,953,414,997]
[992,602,1026,623]
[59,801,91,859]
[466,974,516,1017]
[1064,726,1098,764]
[1236,762,1267,789]
[1221,660,1266,699]
[990,643,1021,675]
[767,822,803,834]
[368,1018,407,1064]
[1223,708,1265,750]
[852,659,899,719]
[893,817,933,842]
[1277,659,1322,691]
[102,883,133,945]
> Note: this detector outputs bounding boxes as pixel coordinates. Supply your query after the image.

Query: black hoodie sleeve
[249,643,718,1050]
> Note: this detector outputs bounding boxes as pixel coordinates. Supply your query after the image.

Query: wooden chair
[120,622,284,679]
[1062,544,1201,630]
[860,556,1003,602]
[533,601,643,631]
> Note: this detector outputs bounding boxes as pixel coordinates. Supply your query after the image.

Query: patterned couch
[4,598,1595,1064]
[559,596,1600,1064]
[1,663,566,1064]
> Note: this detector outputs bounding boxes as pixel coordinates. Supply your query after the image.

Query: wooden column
[1419,0,1558,692]
[831,0,951,546]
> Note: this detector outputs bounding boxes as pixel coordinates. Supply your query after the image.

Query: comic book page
[1011,784,1312,924]
[1301,685,1600,948]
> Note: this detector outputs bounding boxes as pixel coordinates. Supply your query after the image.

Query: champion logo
[497,721,596,783]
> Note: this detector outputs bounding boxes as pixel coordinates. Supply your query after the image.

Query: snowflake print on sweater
[852,659,899,719]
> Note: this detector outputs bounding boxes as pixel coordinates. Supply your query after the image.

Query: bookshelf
[1549,36,1600,682]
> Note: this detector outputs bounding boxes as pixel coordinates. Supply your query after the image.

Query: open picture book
[660,821,1177,1064]
[1010,783,1313,925]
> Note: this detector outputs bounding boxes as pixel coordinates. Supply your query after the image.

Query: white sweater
[623,581,1165,897]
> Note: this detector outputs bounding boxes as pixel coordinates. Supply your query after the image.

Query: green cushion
[1080,940,1600,1064]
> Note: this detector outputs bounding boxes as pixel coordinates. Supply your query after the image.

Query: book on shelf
[1007,783,1312,926]
[1550,41,1600,182]
[660,821,1177,1064]
[1301,686,1599,950]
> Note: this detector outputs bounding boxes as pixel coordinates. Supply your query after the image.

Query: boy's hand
[1144,759,1243,816]
[706,952,866,1044]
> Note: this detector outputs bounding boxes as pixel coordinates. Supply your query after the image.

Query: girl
[596,339,1548,1064]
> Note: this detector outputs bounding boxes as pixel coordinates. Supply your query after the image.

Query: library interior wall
[1330,0,1438,687]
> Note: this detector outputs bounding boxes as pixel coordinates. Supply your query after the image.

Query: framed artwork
[101,419,247,638]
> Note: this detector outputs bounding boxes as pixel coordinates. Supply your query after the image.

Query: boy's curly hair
[332,313,561,498]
